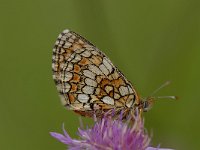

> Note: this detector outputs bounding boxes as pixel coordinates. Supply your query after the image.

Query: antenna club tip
[174,96,179,100]
[168,96,179,100]
[166,80,171,84]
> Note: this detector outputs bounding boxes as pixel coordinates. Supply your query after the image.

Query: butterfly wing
[52,29,139,117]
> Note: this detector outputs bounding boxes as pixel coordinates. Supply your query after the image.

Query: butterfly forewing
[52,29,139,117]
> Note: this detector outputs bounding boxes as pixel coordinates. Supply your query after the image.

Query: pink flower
[50,115,173,150]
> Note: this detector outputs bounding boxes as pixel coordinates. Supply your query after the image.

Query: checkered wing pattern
[52,29,139,117]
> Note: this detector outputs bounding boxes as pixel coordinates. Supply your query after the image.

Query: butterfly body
[52,29,142,118]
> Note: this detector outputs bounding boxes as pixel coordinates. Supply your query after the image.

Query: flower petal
[146,147,174,150]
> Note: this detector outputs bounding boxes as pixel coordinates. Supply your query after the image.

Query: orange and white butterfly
[52,29,175,119]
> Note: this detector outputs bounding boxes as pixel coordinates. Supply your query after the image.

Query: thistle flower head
[50,114,173,150]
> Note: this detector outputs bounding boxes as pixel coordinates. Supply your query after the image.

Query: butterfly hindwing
[52,29,139,117]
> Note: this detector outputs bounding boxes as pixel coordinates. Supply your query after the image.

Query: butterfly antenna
[149,81,171,97]
[156,96,178,100]
[142,81,177,112]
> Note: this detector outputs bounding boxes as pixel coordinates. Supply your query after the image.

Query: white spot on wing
[119,86,129,96]
[95,88,100,95]
[62,72,73,82]
[103,57,113,73]
[62,83,71,93]
[78,39,84,45]
[82,86,94,94]
[114,93,120,99]
[105,85,113,94]
[66,62,73,71]
[55,40,59,45]
[85,78,97,87]
[126,95,134,108]
[68,53,76,61]
[63,42,72,48]
[80,51,91,57]
[76,48,85,54]
[102,96,114,105]
[60,40,64,45]
[60,48,65,54]
[91,50,99,55]
[126,100,133,108]
[83,70,96,80]
[128,85,134,94]
[61,35,67,41]
[68,38,74,43]
[78,94,89,103]
[99,64,109,76]
[63,29,70,34]
[71,54,81,63]
[88,65,102,75]
[70,103,84,110]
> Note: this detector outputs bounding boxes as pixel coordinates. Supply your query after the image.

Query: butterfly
[52,29,174,119]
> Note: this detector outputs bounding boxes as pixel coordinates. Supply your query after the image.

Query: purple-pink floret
[50,115,173,150]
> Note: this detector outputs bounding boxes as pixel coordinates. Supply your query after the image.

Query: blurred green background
[0,0,200,149]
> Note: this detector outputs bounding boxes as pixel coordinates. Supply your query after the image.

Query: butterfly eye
[142,98,154,112]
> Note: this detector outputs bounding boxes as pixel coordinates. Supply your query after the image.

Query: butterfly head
[140,97,154,112]
[138,95,177,112]
[137,81,178,112]
[135,97,154,112]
